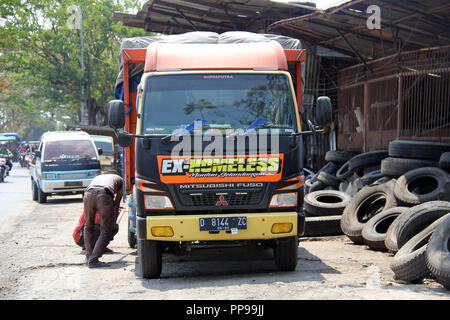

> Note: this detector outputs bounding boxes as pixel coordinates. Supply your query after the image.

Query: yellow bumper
[145,212,298,241]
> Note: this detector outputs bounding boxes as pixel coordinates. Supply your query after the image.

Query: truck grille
[183,192,261,207]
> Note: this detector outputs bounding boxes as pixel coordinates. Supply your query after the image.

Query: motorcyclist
[0,144,13,174]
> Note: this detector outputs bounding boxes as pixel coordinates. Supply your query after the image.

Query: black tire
[395,201,450,250]
[362,207,407,251]
[393,167,448,205]
[311,162,340,183]
[304,190,351,216]
[381,157,439,177]
[384,207,413,252]
[341,180,397,244]
[309,180,326,193]
[388,140,450,161]
[439,152,450,172]
[336,151,388,180]
[274,236,298,271]
[303,215,343,237]
[31,180,38,201]
[360,169,384,186]
[37,184,47,204]
[316,171,340,189]
[325,150,360,164]
[390,215,449,282]
[304,178,312,195]
[426,214,450,290]
[138,239,162,279]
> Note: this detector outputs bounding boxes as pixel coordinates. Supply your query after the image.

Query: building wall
[336,45,450,152]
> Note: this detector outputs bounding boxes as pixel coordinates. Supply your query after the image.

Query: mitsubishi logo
[216,195,229,206]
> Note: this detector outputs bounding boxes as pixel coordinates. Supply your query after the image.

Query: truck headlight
[88,171,99,177]
[144,195,174,210]
[42,173,56,179]
[269,192,298,208]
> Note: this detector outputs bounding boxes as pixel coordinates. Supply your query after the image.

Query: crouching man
[83,170,123,268]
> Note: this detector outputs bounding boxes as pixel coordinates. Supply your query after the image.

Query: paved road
[0,163,36,235]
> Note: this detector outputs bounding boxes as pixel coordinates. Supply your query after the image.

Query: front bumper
[40,178,93,194]
[136,211,305,241]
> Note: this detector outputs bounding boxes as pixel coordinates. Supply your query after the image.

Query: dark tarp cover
[114,31,302,100]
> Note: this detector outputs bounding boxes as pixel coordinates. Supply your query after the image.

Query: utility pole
[78,0,85,125]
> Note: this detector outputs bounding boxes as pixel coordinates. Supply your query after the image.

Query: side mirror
[97,148,103,156]
[315,96,333,127]
[108,100,125,130]
[34,150,41,158]
[117,132,133,148]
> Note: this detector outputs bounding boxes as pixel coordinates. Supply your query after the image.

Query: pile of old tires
[303,149,386,237]
[303,140,450,290]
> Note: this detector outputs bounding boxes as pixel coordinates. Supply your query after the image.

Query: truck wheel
[274,236,298,271]
[128,217,137,249]
[31,180,38,201]
[138,239,162,279]
[37,184,47,203]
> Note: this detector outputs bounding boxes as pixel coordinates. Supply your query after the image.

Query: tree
[0,0,149,136]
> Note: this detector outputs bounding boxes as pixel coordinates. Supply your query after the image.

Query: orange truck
[109,32,331,278]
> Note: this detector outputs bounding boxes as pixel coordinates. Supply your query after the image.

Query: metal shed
[269,0,450,152]
[114,0,318,34]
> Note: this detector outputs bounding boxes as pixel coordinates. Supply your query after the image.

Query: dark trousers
[83,189,115,265]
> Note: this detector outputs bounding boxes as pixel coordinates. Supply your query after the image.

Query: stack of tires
[303,150,387,237]
[338,140,450,289]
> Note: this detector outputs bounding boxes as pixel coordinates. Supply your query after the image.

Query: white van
[30,131,102,203]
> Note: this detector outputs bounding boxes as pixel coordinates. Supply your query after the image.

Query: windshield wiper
[162,119,209,143]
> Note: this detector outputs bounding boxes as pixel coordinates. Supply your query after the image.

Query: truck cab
[30,131,102,203]
[110,38,331,278]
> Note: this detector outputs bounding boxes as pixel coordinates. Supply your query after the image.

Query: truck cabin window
[141,74,297,135]
[43,140,97,162]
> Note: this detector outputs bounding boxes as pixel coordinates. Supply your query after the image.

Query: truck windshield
[141,73,297,135]
[43,140,98,162]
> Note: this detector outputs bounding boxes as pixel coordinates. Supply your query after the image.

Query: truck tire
[388,140,450,161]
[426,214,450,290]
[384,207,412,252]
[304,190,351,216]
[341,180,397,244]
[274,236,298,271]
[303,215,343,237]
[395,201,450,250]
[325,150,360,164]
[362,207,407,251]
[311,162,339,183]
[138,239,162,279]
[37,184,47,204]
[393,167,447,205]
[31,180,38,201]
[439,152,450,172]
[381,157,438,177]
[390,215,448,282]
[336,151,388,180]
[316,171,340,189]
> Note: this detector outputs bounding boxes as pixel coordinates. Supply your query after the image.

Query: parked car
[90,134,119,173]
[29,131,101,203]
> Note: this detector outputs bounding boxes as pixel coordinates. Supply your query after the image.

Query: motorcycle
[19,151,27,167]
[0,157,11,182]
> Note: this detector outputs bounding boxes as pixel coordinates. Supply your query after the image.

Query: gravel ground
[0,193,449,300]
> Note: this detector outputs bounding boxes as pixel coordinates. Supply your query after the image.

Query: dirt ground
[0,194,449,300]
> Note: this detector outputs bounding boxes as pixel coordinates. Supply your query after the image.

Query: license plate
[199,216,247,232]
[64,181,82,187]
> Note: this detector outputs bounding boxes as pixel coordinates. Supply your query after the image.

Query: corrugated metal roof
[114,0,318,34]
[268,0,450,60]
